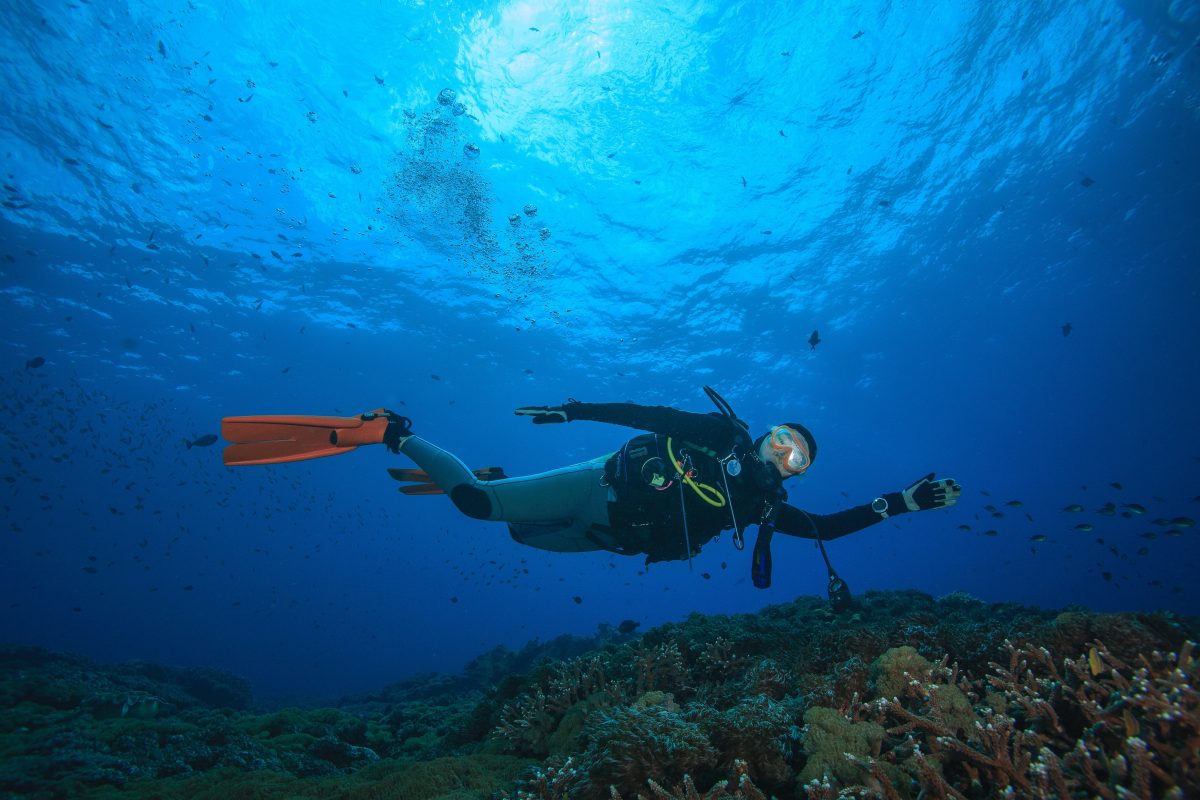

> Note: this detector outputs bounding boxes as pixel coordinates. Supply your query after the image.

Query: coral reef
[1,591,1196,799]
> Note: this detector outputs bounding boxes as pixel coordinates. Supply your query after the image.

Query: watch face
[873,497,886,513]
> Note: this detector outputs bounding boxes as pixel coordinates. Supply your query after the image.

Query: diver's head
[756,423,816,479]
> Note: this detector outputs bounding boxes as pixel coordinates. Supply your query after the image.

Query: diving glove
[514,404,572,424]
[901,473,962,511]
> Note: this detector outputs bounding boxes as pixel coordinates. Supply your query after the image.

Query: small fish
[528,26,539,31]
[741,176,746,188]
[1030,534,1048,542]
[1074,523,1095,532]
[572,596,582,604]
[374,74,384,85]
[1005,500,1023,507]
[157,40,166,58]
[1139,532,1157,540]
[1121,503,1146,515]
[617,620,640,634]
[1165,529,1183,537]
[779,129,787,137]
[701,572,711,579]
[430,374,441,381]
[185,434,218,449]
[25,356,45,369]
[1171,517,1194,528]
[808,330,820,350]
[957,524,971,531]
[1080,176,1095,187]
[983,529,999,537]
[1097,502,1116,516]
[1110,482,1123,490]
[851,30,864,39]
[1062,322,1072,337]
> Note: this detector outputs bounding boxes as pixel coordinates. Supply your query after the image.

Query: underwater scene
[1,0,1198,797]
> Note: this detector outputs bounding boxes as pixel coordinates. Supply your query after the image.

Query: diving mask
[767,425,811,476]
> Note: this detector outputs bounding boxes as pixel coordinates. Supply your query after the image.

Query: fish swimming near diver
[185,434,218,449]
[25,356,45,369]
[808,330,820,350]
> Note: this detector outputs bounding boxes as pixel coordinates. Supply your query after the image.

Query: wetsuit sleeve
[565,401,734,446]
[773,492,909,541]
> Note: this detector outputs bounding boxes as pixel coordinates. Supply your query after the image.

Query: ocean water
[1,0,1197,702]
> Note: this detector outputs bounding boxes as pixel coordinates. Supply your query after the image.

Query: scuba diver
[221,387,961,607]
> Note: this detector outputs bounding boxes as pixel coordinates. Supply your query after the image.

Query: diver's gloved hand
[901,473,962,511]
[514,405,571,424]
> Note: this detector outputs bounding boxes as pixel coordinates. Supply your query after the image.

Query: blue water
[1,0,1198,701]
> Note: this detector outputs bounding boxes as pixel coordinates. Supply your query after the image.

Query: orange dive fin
[222,409,400,466]
[388,466,508,495]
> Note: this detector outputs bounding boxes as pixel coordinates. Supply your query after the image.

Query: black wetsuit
[567,401,909,563]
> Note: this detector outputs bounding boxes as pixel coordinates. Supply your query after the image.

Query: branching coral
[632,642,690,696]
[634,759,769,800]
[843,639,1199,798]
[580,704,718,798]
[493,656,627,754]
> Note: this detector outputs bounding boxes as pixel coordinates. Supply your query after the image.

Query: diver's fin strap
[222,409,395,466]
[388,466,507,494]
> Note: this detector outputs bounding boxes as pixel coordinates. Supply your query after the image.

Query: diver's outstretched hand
[901,473,962,511]
[514,405,571,424]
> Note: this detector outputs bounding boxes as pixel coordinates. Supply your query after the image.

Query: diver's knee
[450,484,493,519]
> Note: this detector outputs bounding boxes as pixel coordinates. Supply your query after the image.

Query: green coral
[797,706,884,787]
[869,645,932,701]
[868,646,976,738]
